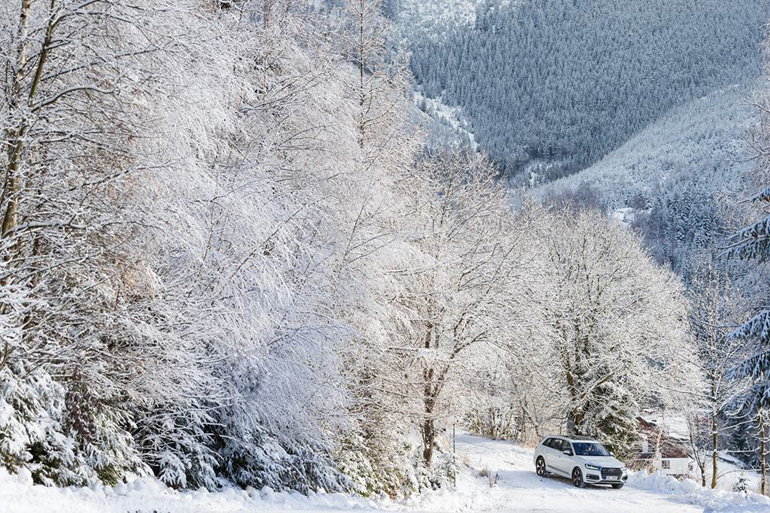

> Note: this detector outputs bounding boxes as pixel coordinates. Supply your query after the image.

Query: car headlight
[584,463,601,471]
[621,466,627,472]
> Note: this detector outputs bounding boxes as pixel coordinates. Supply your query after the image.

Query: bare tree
[760,408,769,495]
[686,410,711,486]
[337,0,409,152]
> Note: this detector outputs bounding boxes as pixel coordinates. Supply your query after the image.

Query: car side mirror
[563,450,572,456]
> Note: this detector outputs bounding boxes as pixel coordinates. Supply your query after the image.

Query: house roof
[635,416,691,458]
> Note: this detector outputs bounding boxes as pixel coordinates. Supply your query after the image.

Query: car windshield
[573,442,611,456]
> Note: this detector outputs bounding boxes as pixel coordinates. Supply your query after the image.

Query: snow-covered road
[3,433,770,512]
[412,434,705,512]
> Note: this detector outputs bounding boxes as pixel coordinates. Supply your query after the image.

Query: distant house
[629,416,694,477]
[611,207,637,227]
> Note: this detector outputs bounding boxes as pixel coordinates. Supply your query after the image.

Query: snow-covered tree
[337,0,410,151]
[0,0,184,486]
[687,258,750,488]
[381,151,536,469]
[725,29,770,494]
[534,208,692,456]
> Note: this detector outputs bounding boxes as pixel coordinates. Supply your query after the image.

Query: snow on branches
[0,0,697,497]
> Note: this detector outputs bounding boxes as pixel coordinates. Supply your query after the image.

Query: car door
[540,438,553,468]
[557,440,574,475]
[550,439,567,475]
[545,438,562,473]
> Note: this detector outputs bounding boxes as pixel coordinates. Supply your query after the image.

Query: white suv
[533,435,628,489]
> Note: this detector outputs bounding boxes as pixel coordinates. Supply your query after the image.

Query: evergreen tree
[725,30,770,495]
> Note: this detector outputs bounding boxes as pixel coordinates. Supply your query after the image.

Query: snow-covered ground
[0,466,382,513]
[396,0,519,34]
[408,434,770,512]
[4,434,770,512]
[413,91,478,150]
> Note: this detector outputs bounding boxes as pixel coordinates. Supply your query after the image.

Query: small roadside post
[453,423,457,487]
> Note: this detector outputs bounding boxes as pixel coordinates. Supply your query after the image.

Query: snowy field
[4,434,770,513]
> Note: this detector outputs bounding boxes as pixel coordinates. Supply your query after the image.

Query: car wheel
[536,457,548,477]
[572,468,585,488]
[611,483,624,489]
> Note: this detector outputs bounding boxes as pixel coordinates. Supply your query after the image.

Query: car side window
[561,441,573,454]
[548,439,560,450]
[543,438,553,448]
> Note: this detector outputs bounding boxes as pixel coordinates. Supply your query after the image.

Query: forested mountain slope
[408,0,767,179]
[533,80,760,271]
[536,81,758,209]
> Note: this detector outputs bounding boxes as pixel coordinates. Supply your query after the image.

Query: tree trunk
[2,137,23,237]
[566,402,586,435]
[422,383,437,467]
[0,341,9,370]
[2,0,33,240]
[761,409,767,496]
[688,417,706,486]
[564,367,584,434]
[711,414,718,488]
[422,416,435,467]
